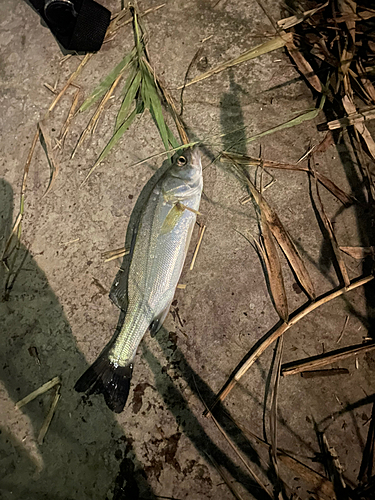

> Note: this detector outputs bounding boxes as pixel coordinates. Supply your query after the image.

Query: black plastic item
[28,0,111,52]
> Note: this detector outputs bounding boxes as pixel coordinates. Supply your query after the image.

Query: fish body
[75,148,203,412]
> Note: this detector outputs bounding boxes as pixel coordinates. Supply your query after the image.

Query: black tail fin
[75,355,133,413]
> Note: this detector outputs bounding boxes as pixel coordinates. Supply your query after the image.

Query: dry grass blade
[313,171,355,207]
[193,378,273,498]
[319,432,348,498]
[58,88,80,145]
[1,128,38,270]
[16,376,61,408]
[341,97,375,160]
[324,105,375,131]
[286,36,323,93]
[340,246,375,259]
[203,274,373,416]
[204,453,246,500]
[358,402,375,484]
[221,152,355,207]
[38,120,60,197]
[190,224,206,271]
[49,53,92,113]
[37,385,61,444]
[277,2,329,30]
[180,31,293,89]
[314,131,335,154]
[102,247,130,262]
[281,341,375,376]
[128,141,199,169]
[277,453,335,500]
[72,70,125,159]
[106,3,165,39]
[225,412,335,499]
[310,159,350,287]
[356,59,375,104]
[1,213,22,265]
[260,214,289,322]
[228,157,315,299]
[336,315,349,343]
[300,368,349,378]
[209,413,272,497]
[269,337,284,480]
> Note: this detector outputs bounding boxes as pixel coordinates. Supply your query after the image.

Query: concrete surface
[1,0,375,499]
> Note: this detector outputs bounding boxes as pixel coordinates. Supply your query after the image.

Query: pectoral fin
[160,202,185,235]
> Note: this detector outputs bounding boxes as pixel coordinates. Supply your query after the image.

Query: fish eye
[176,155,187,167]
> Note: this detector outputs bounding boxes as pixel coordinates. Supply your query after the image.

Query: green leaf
[116,70,142,130]
[132,6,144,61]
[80,48,136,112]
[166,124,180,149]
[142,69,169,150]
[227,95,326,150]
[82,102,143,184]
[120,62,137,96]
[139,61,151,109]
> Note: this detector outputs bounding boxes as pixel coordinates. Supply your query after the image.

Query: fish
[75,148,203,413]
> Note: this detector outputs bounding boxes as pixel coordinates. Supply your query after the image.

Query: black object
[28,0,111,52]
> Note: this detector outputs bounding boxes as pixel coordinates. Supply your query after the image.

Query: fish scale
[75,148,203,412]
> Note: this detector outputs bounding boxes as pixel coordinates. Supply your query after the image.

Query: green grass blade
[82,103,142,185]
[166,124,180,149]
[80,48,136,112]
[116,70,142,130]
[132,6,144,60]
[227,95,326,150]
[120,62,137,96]
[140,62,151,110]
[142,69,169,150]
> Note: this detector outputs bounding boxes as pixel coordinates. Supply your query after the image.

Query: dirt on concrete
[1,1,375,499]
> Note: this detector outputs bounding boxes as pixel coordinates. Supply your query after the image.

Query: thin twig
[281,341,375,376]
[336,315,349,343]
[190,224,206,270]
[193,377,273,498]
[37,385,61,444]
[49,53,92,113]
[16,376,61,409]
[204,274,373,416]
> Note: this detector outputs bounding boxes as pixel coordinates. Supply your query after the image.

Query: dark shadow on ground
[144,327,272,500]
[220,69,248,156]
[329,124,375,336]
[0,179,155,500]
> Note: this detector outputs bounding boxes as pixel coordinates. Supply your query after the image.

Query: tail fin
[75,355,133,413]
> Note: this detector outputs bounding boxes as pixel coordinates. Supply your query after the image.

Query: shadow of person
[0,179,155,500]
[146,327,273,500]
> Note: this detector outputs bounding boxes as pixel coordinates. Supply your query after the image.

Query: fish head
[163,147,202,201]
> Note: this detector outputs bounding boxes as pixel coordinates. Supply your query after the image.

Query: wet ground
[1,1,375,499]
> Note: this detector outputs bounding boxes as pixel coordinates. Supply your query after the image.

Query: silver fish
[75,148,203,412]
